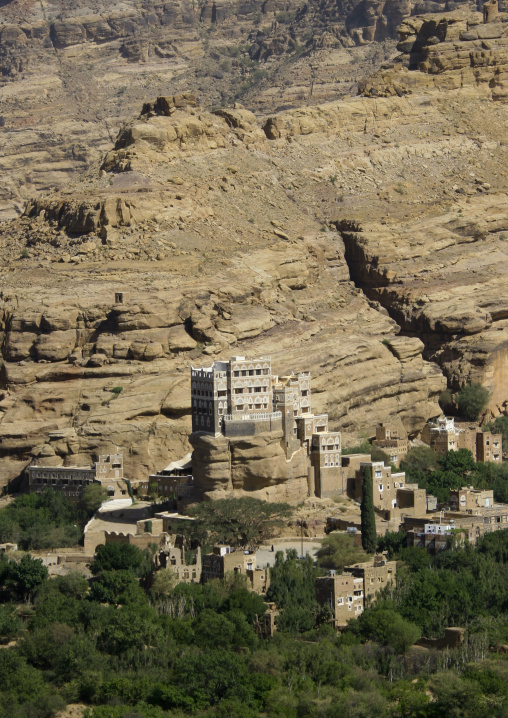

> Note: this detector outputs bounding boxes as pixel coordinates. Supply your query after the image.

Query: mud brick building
[28,453,126,500]
[347,460,427,520]
[202,544,270,594]
[315,556,396,629]
[422,416,502,463]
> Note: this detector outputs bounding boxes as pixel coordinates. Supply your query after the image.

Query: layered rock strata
[0,0,485,220]
[4,69,508,488]
[189,430,310,504]
[360,7,508,98]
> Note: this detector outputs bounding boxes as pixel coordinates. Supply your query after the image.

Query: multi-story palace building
[28,453,126,500]
[190,356,343,498]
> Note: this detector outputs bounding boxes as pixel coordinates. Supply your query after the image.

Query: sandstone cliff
[0,89,456,488]
[0,0,483,221]
[189,429,310,504]
[4,2,508,488]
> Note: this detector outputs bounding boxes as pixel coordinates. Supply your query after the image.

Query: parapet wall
[223,415,282,438]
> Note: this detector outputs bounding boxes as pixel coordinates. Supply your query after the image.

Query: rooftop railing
[223,411,282,422]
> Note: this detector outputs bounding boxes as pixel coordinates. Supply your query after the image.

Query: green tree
[79,483,108,515]
[439,448,476,477]
[151,568,178,597]
[401,445,438,477]
[90,543,153,577]
[5,554,48,602]
[185,497,292,549]
[0,604,21,642]
[456,383,490,421]
[377,531,407,559]
[361,466,377,554]
[89,570,146,605]
[355,605,421,654]
[267,551,320,632]
[220,587,267,624]
[316,532,369,571]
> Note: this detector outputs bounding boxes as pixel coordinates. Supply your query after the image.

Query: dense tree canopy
[316,532,369,571]
[3,503,508,718]
[184,497,292,549]
[0,489,85,550]
[90,543,154,578]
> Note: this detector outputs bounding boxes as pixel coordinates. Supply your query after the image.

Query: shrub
[401,445,438,476]
[456,383,490,421]
[439,388,455,413]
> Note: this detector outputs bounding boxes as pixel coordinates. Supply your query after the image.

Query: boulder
[4,332,37,361]
[167,324,198,352]
[35,330,77,362]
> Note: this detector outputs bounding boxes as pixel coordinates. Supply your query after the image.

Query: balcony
[223,411,282,423]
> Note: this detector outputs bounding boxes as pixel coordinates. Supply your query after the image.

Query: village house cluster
[28,453,127,500]
[22,354,508,630]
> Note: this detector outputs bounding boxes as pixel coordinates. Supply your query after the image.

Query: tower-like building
[190,356,344,498]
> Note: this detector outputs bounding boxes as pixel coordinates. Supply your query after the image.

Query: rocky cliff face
[189,429,310,504]
[360,7,508,97]
[0,0,482,221]
[3,2,508,489]
[0,89,455,488]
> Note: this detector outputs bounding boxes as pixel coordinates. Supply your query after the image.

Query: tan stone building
[421,416,462,456]
[254,602,279,639]
[403,498,508,552]
[202,545,270,594]
[449,486,494,512]
[477,431,502,463]
[373,422,409,467]
[28,453,127,501]
[138,453,194,506]
[421,416,502,463]
[347,461,427,520]
[315,556,396,629]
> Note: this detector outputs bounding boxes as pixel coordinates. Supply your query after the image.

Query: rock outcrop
[337,196,508,415]
[4,31,508,489]
[359,7,508,99]
[189,429,310,504]
[0,0,487,221]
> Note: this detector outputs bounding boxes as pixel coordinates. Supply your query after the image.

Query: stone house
[449,486,494,512]
[373,422,409,467]
[315,556,396,629]
[138,453,194,506]
[202,544,270,594]
[191,356,344,499]
[403,499,508,551]
[28,453,126,501]
[347,461,427,520]
[421,416,502,463]
[254,602,279,639]
[158,537,202,584]
[477,431,502,463]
